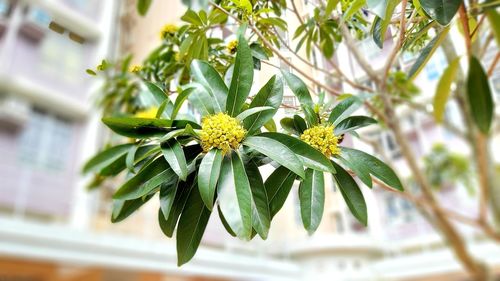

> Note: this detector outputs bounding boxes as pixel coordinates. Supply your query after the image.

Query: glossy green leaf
[299,168,325,234]
[161,139,188,181]
[331,161,367,226]
[171,89,191,120]
[198,149,223,210]
[243,75,284,134]
[217,152,252,239]
[341,147,403,190]
[334,116,377,134]
[191,60,228,111]
[159,181,178,219]
[187,83,220,116]
[293,115,307,134]
[259,132,335,173]
[111,195,154,223]
[243,136,305,178]
[160,175,196,237]
[434,57,460,123]
[328,96,362,125]
[125,144,139,174]
[263,118,277,132]
[176,185,211,266]
[217,205,237,237]
[367,0,397,19]
[419,0,461,26]
[102,117,199,139]
[282,71,317,125]
[245,160,271,239]
[143,82,172,111]
[280,117,300,135]
[236,106,274,121]
[336,154,372,188]
[408,26,450,79]
[226,32,254,116]
[137,0,153,16]
[265,166,296,218]
[467,56,495,134]
[82,144,133,174]
[102,145,159,176]
[113,157,177,200]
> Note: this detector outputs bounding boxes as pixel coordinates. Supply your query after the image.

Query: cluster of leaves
[84,26,404,265]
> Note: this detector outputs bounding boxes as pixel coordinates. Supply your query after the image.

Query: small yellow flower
[160,24,178,39]
[135,107,158,119]
[200,113,247,154]
[129,65,142,73]
[227,39,238,54]
[300,125,341,157]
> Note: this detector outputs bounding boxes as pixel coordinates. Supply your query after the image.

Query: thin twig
[487,51,500,76]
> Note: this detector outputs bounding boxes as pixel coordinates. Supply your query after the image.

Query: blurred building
[1,0,500,281]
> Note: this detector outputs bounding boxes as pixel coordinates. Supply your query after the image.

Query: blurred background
[0,0,499,280]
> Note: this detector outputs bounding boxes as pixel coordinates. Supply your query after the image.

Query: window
[18,109,73,172]
[381,132,401,159]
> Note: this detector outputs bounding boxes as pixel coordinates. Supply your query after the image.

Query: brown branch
[487,51,500,76]
[458,4,472,57]
[383,0,408,83]
[470,14,486,39]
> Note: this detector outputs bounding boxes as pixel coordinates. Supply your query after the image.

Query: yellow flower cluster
[227,39,238,54]
[160,24,178,39]
[200,113,246,154]
[135,107,158,119]
[300,125,341,157]
[129,65,142,73]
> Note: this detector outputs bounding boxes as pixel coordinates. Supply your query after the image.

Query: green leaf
[434,57,460,123]
[250,43,269,60]
[243,75,284,134]
[159,181,178,219]
[487,8,500,46]
[245,160,271,239]
[86,69,97,76]
[419,0,461,26]
[236,106,274,121]
[263,119,277,132]
[217,152,252,239]
[325,0,339,16]
[102,145,160,176]
[343,0,366,21]
[340,147,404,190]
[299,169,325,234]
[113,157,176,200]
[336,154,372,188]
[144,81,171,109]
[331,161,367,226]
[259,132,335,173]
[137,0,153,16]
[82,144,133,174]
[243,136,305,178]
[126,144,139,174]
[334,116,377,134]
[370,0,399,48]
[160,175,196,237]
[293,115,307,134]
[281,71,317,125]
[191,60,228,111]
[226,32,254,116]
[111,195,154,223]
[467,56,495,134]
[102,117,200,139]
[171,89,191,120]
[328,96,362,125]
[408,26,450,79]
[217,205,237,237]
[367,0,396,19]
[161,139,188,181]
[198,149,223,210]
[181,9,204,26]
[176,185,211,266]
[265,166,296,218]
[371,16,385,49]
[186,83,219,116]
[280,117,299,135]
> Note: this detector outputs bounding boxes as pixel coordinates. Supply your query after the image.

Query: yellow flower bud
[300,125,341,157]
[200,113,247,154]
